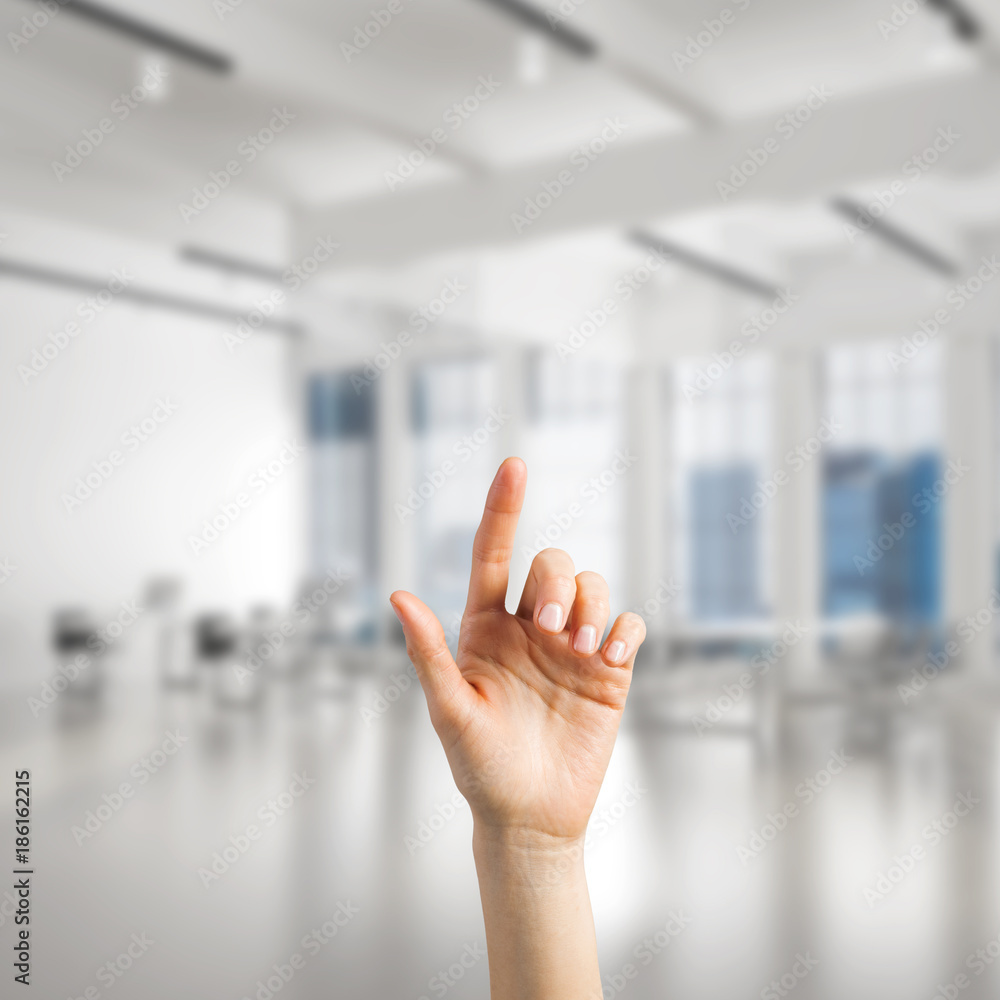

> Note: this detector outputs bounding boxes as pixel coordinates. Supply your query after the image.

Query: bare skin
[391,457,646,1000]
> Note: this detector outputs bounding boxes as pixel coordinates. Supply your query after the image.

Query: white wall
[0,215,304,688]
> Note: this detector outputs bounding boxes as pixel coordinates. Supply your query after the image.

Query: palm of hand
[444,610,630,839]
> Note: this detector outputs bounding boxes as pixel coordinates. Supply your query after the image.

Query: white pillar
[377,331,415,643]
[944,330,995,677]
[494,341,528,461]
[624,362,666,627]
[772,349,823,683]
[942,232,1000,678]
[624,285,672,654]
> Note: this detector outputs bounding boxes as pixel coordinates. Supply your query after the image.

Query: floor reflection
[3,650,998,999]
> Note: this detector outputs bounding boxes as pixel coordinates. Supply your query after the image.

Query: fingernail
[574,625,598,654]
[606,640,626,664]
[538,603,564,633]
[389,600,403,624]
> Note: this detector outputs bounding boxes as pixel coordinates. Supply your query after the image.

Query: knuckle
[580,593,610,615]
[474,539,512,565]
[428,640,452,666]
[535,547,573,571]
[576,570,609,592]
[542,573,576,594]
[620,612,647,638]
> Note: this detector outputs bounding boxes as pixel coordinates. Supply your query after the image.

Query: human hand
[390,457,646,845]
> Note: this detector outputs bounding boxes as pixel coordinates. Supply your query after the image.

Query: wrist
[472,823,587,887]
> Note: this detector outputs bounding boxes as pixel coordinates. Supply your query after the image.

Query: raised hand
[390,457,646,843]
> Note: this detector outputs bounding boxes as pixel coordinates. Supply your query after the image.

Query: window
[523,352,627,602]
[308,372,378,641]
[822,338,943,628]
[670,354,773,622]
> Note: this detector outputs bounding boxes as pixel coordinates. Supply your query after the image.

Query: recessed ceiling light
[139,51,171,102]
[924,41,967,67]
[517,33,550,85]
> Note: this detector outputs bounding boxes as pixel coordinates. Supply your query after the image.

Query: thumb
[390,591,473,730]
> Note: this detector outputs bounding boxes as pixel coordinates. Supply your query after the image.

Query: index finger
[466,457,527,613]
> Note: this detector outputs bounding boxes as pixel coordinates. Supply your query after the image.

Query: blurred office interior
[2,1,1000,997]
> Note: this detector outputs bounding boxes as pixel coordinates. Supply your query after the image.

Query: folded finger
[517,548,576,635]
[600,612,647,667]
[568,571,610,656]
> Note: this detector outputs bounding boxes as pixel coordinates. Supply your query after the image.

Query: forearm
[473,825,601,1000]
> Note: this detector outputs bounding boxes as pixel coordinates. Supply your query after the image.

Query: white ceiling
[0,0,998,275]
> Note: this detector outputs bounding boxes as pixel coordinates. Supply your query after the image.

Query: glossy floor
[3,652,998,1000]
